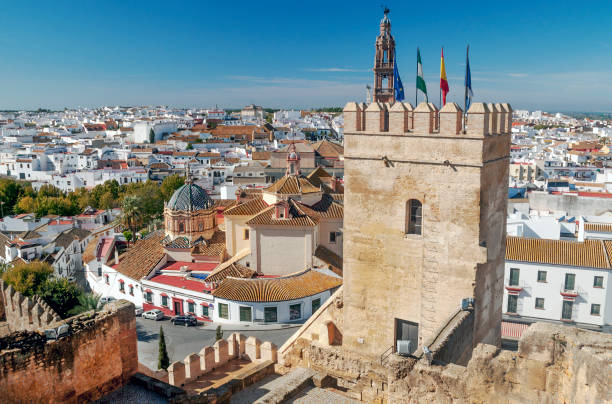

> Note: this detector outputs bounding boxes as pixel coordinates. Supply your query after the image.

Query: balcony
[560,287,580,299]
[505,280,524,294]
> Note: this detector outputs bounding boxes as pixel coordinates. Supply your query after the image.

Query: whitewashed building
[504,236,612,330]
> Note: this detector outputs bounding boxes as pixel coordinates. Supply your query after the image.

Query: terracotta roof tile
[295,194,343,219]
[117,231,165,279]
[585,223,612,233]
[212,268,342,302]
[205,262,256,283]
[505,236,610,269]
[190,230,226,257]
[265,175,320,195]
[223,198,268,216]
[314,245,343,276]
[246,201,317,227]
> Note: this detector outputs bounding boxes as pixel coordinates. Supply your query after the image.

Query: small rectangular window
[509,268,520,286]
[329,232,336,243]
[188,302,195,313]
[119,282,124,292]
[562,300,573,320]
[129,285,134,295]
[218,303,229,319]
[591,304,601,316]
[537,271,547,282]
[507,295,518,313]
[594,276,604,288]
[244,229,249,240]
[202,305,209,317]
[239,306,252,322]
[161,296,168,307]
[311,298,321,313]
[289,303,301,320]
[564,273,576,291]
[145,292,152,303]
[535,297,545,309]
[264,306,277,323]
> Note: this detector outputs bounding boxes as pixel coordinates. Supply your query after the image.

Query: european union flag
[394,61,404,102]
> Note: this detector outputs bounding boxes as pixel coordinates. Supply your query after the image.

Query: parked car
[134,307,143,317]
[171,314,197,326]
[142,309,164,321]
[97,296,116,308]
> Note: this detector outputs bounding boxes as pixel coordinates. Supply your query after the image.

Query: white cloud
[508,73,528,78]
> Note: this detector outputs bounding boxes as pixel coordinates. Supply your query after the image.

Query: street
[136,317,298,371]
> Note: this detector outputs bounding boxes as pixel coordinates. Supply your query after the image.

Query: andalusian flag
[416,47,428,101]
[440,47,449,106]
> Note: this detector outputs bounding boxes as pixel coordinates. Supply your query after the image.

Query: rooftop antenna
[366,85,372,104]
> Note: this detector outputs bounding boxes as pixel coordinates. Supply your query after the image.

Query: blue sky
[1,0,611,111]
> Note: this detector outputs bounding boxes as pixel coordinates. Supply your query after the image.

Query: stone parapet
[344,100,512,137]
[0,280,61,332]
[167,333,279,387]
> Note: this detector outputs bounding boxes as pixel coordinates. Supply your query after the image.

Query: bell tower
[373,8,395,103]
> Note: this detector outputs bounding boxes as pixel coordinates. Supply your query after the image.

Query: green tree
[149,128,156,144]
[99,191,115,210]
[36,278,81,318]
[158,326,170,370]
[121,195,142,234]
[215,325,223,341]
[123,230,133,245]
[186,143,194,150]
[160,174,185,201]
[15,195,36,214]
[67,293,101,316]
[1,261,53,296]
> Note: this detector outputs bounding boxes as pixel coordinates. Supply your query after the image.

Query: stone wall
[0,300,138,403]
[0,279,61,332]
[389,322,612,404]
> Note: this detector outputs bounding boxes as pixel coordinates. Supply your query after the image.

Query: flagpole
[415,47,418,106]
[439,46,443,110]
[463,44,469,133]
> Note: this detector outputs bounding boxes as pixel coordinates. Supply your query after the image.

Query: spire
[285,142,301,176]
[185,162,193,184]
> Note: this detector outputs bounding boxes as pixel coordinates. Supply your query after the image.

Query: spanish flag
[440,47,449,106]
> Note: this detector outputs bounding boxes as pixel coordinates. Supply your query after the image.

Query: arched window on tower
[405,199,422,235]
[179,222,184,233]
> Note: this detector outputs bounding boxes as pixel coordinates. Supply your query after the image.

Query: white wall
[212,289,333,324]
[253,226,314,275]
[86,261,144,308]
[503,261,611,326]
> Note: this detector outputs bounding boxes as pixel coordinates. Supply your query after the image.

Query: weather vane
[382,5,390,15]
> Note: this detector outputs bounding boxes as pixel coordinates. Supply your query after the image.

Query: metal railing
[380,345,393,365]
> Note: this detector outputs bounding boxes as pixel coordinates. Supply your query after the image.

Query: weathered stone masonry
[0,300,138,403]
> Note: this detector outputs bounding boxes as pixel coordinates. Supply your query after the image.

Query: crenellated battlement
[344,101,512,137]
[0,280,61,332]
[167,333,278,387]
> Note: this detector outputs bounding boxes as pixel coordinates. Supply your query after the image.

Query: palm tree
[67,293,101,316]
[121,195,142,237]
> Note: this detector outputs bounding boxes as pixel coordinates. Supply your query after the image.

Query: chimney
[114,247,119,266]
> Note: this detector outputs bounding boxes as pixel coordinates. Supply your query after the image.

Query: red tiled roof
[160,261,218,272]
[148,274,213,293]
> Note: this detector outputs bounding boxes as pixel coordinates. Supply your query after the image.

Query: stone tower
[373,9,395,103]
[342,101,511,359]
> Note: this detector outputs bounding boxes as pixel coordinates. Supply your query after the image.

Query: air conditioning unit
[396,340,412,356]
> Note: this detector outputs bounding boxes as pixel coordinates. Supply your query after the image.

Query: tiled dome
[167,183,213,211]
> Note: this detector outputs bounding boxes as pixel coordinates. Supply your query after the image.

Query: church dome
[167,182,213,211]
